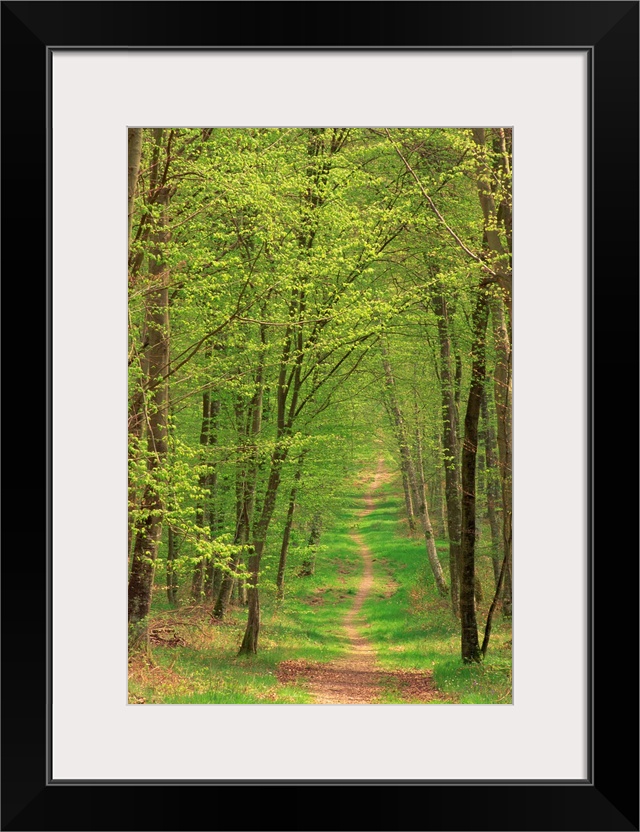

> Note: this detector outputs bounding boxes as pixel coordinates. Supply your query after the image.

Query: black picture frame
[2,2,638,830]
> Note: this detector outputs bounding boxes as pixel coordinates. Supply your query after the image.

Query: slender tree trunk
[128,129,169,572]
[128,178,171,634]
[236,576,248,607]
[192,384,219,602]
[401,468,417,532]
[276,453,306,600]
[491,296,513,617]
[127,128,145,564]
[213,482,247,619]
[127,128,143,251]
[166,525,179,606]
[460,292,489,663]
[213,332,265,619]
[212,556,240,620]
[203,397,221,599]
[481,385,503,586]
[481,546,510,657]
[429,448,447,539]
[471,129,512,622]
[441,483,448,537]
[433,291,462,615]
[299,513,321,577]
[210,565,223,599]
[127,425,143,568]
[414,424,448,596]
[471,128,513,328]
[239,545,262,655]
[213,491,249,620]
[191,390,212,601]
[477,436,486,502]
[383,399,416,532]
[381,343,448,597]
[454,353,463,444]
[213,398,248,619]
[238,447,288,655]
[204,558,219,601]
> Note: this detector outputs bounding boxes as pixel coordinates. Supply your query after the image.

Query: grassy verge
[357,465,512,704]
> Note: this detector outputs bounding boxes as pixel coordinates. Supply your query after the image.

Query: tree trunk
[126,127,145,564]
[414,424,449,597]
[212,398,248,620]
[400,467,417,532]
[212,557,239,620]
[454,353,463,443]
[470,129,512,621]
[299,513,321,577]
[481,546,510,658]
[491,296,513,617]
[213,334,265,620]
[236,577,248,607]
[127,128,143,251]
[460,292,489,663]
[237,448,288,654]
[429,450,447,539]
[209,564,223,599]
[192,385,219,602]
[471,128,513,329]
[433,291,462,615]
[481,385,503,586]
[383,399,416,532]
[166,525,179,606]
[203,397,221,599]
[239,546,262,654]
[381,342,448,597]
[212,490,248,620]
[276,453,306,600]
[128,177,171,633]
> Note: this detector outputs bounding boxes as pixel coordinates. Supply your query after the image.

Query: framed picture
[2,2,637,830]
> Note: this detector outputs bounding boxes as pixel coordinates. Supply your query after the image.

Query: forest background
[127,126,513,704]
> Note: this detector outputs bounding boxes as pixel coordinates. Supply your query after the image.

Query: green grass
[130,460,512,705]
[356,470,512,704]
[129,500,365,704]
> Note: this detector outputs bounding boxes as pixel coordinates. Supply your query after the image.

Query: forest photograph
[127,126,513,705]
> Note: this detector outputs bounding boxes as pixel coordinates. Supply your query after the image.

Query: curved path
[277,458,438,704]
[301,457,387,703]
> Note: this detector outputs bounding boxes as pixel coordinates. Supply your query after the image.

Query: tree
[459,291,489,662]
[126,126,513,666]
[380,340,448,597]
[128,134,172,632]
[471,128,513,621]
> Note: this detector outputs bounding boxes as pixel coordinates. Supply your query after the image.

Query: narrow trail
[277,457,437,704]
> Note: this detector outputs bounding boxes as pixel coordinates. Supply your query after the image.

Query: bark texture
[127,128,143,251]
[128,178,171,631]
[276,453,306,599]
[433,290,462,615]
[481,386,503,586]
[460,293,489,663]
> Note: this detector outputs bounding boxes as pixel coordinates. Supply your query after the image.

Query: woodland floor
[275,457,440,704]
[130,453,511,706]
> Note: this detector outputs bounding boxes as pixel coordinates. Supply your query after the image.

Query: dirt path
[277,457,437,704]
